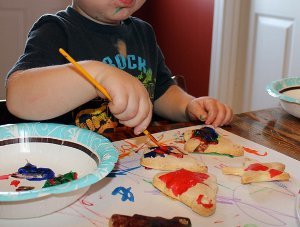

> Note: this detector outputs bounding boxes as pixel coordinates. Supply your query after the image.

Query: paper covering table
[0,126,299,227]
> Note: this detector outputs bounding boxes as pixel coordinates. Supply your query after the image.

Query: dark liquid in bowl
[280,86,300,93]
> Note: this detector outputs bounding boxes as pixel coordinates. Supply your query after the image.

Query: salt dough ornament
[153,169,218,217]
[140,146,207,173]
[183,127,244,156]
[222,160,290,184]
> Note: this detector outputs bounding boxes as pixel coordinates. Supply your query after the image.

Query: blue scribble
[107,166,141,177]
[112,186,134,202]
[144,150,165,158]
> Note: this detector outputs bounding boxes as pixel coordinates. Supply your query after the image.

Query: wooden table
[224,107,300,161]
[1,103,299,160]
[107,107,300,161]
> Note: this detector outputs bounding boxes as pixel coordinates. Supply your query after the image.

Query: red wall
[134,0,214,97]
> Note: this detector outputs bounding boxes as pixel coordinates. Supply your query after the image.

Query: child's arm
[153,85,233,127]
[153,85,194,121]
[6,60,152,134]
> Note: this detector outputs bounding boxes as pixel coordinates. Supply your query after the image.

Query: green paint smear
[195,152,234,158]
[114,7,123,14]
[217,183,233,190]
[243,224,258,227]
[143,179,152,184]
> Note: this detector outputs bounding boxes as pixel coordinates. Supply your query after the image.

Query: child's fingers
[199,99,232,127]
[119,96,152,128]
[202,99,218,125]
[210,103,227,127]
[186,98,216,123]
[186,97,233,127]
[133,103,153,135]
[208,104,233,127]
[111,93,139,122]
[221,105,233,125]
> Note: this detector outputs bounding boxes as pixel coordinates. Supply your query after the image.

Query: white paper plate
[0,123,118,218]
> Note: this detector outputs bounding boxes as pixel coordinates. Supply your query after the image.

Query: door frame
[209,0,250,113]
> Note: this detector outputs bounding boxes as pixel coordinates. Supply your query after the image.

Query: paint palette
[0,123,118,219]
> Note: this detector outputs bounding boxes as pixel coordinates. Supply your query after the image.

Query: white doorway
[210,0,300,113]
[0,0,71,99]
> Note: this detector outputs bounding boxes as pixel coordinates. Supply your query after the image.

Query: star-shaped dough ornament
[222,159,290,184]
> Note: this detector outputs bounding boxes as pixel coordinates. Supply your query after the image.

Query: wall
[0,0,71,100]
[135,0,214,97]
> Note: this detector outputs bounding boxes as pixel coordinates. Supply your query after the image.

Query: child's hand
[185,96,233,127]
[96,65,153,135]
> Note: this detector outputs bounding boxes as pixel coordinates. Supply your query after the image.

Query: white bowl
[266,77,300,118]
[0,123,118,219]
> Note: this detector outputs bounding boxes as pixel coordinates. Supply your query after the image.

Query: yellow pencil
[58,48,161,147]
[59,48,112,101]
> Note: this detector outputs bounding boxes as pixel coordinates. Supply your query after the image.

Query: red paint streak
[176,140,185,144]
[75,202,109,219]
[0,174,10,180]
[243,147,268,156]
[197,194,213,208]
[118,152,130,159]
[245,163,268,171]
[124,140,139,149]
[58,204,108,224]
[269,169,283,178]
[80,197,94,206]
[49,179,56,185]
[159,169,209,196]
[153,147,168,155]
[69,206,98,226]
[153,146,183,158]
[159,146,169,152]
[135,145,146,153]
[214,163,228,170]
[119,140,146,159]
[10,180,20,187]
